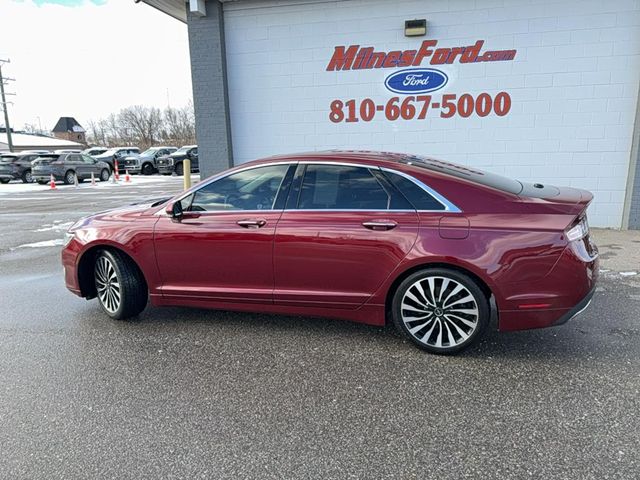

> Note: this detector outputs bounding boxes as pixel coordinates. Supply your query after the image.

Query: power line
[0,59,16,152]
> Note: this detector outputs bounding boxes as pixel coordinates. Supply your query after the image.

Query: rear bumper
[33,171,62,182]
[498,238,598,331]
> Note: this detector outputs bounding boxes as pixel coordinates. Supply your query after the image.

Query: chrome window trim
[163,160,461,216]
[380,167,461,213]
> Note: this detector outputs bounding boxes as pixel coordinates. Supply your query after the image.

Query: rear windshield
[0,155,17,163]
[400,155,523,195]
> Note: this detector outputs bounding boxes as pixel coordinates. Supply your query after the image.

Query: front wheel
[64,170,76,185]
[22,170,34,183]
[94,250,147,320]
[391,268,489,354]
[175,162,184,176]
[141,163,154,175]
[100,169,110,182]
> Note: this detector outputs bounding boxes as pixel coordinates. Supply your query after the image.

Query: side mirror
[167,201,183,220]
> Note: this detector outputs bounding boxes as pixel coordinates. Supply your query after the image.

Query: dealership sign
[385,68,448,94]
[326,39,518,123]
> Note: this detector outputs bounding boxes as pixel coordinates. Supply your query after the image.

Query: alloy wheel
[95,255,121,314]
[24,171,33,183]
[400,275,479,349]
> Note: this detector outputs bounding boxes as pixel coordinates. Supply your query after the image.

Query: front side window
[187,164,289,212]
[81,155,95,164]
[298,165,391,210]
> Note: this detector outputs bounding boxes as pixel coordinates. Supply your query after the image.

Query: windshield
[400,155,523,195]
[0,155,17,163]
[139,148,158,156]
[174,146,192,154]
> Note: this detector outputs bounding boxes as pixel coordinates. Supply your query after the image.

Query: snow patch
[34,222,74,232]
[620,272,638,277]
[16,239,64,249]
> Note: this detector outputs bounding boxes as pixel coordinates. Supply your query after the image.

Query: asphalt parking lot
[0,177,639,479]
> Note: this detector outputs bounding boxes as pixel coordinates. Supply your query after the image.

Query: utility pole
[0,59,15,152]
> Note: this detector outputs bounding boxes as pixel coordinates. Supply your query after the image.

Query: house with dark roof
[52,117,86,145]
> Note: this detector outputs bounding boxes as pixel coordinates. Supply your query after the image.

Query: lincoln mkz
[62,151,598,354]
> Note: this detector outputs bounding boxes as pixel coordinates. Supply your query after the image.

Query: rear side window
[382,170,445,211]
[298,165,391,210]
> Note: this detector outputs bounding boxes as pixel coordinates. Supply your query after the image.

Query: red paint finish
[61,151,598,334]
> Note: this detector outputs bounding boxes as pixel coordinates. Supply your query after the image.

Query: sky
[0,0,192,132]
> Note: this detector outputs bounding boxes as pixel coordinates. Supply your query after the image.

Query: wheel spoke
[434,318,443,348]
[445,313,477,329]
[448,308,478,316]
[405,291,429,310]
[443,284,464,307]
[444,316,470,342]
[408,317,435,335]
[438,278,450,303]
[445,294,474,308]
[426,278,437,305]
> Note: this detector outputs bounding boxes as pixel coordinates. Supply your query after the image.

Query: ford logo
[384,68,448,94]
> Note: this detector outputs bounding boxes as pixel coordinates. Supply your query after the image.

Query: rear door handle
[237,219,267,229]
[362,220,398,231]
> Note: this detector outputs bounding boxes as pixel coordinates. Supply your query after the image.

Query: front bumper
[157,164,175,174]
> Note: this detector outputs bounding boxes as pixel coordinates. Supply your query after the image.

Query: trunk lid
[519,181,593,216]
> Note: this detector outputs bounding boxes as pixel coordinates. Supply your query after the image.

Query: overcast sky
[0,0,192,132]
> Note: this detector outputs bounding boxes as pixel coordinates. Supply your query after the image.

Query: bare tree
[86,102,196,148]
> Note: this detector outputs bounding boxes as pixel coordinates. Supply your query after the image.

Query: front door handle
[237,219,267,229]
[362,220,398,231]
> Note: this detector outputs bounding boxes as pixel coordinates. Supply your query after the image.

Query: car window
[382,170,446,211]
[188,164,289,212]
[81,155,95,164]
[68,154,82,163]
[297,165,390,210]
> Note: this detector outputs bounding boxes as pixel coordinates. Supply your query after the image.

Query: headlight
[566,217,588,242]
[63,231,75,247]
[167,158,174,165]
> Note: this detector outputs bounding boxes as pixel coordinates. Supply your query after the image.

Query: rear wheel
[37,180,47,185]
[141,163,154,175]
[392,268,489,354]
[0,179,9,184]
[64,170,76,185]
[21,169,33,183]
[175,162,184,176]
[100,169,110,182]
[94,250,147,320]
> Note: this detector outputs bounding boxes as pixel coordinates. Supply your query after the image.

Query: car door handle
[237,219,267,229]
[362,220,398,231]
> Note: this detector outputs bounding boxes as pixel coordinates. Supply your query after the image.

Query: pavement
[0,176,639,479]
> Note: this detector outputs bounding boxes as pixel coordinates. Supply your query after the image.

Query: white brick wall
[223,0,640,227]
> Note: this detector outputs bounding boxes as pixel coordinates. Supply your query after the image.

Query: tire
[21,169,34,184]
[0,179,9,184]
[175,162,184,176]
[391,268,489,355]
[64,170,76,185]
[94,249,147,320]
[141,163,154,175]
[100,169,110,182]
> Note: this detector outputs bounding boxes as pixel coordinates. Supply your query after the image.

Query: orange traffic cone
[49,174,56,190]
[114,160,120,181]
[125,170,131,183]
[91,172,96,186]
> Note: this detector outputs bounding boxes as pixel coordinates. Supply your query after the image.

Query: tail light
[566,216,589,242]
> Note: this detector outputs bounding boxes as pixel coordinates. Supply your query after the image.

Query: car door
[78,154,97,179]
[273,163,419,309]
[66,154,84,178]
[153,163,294,303]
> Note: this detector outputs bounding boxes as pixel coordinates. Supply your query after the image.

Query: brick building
[52,117,87,145]
[140,0,640,228]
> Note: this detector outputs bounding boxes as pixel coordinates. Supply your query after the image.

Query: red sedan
[62,151,598,354]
